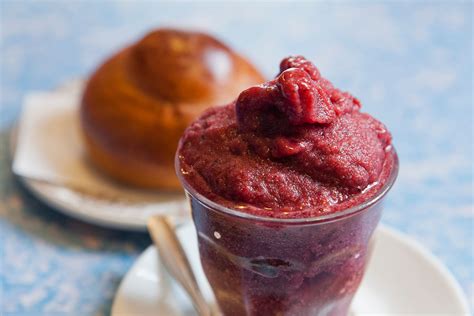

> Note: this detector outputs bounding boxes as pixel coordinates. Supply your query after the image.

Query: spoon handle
[147,215,212,316]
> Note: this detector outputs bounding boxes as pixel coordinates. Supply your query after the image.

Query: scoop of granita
[178,56,393,218]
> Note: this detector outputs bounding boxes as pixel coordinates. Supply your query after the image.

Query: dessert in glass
[176,56,398,316]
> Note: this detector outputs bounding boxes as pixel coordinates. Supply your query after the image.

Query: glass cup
[176,149,398,316]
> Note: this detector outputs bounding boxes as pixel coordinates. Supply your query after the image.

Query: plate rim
[18,176,149,231]
[375,226,470,314]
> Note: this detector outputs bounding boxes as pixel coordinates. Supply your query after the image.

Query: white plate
[111,223,470,315]
[17,177,188,232]
[11,126,189,232]
[10,80,188,232]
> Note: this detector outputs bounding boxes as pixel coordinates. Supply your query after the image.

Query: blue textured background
[1,1,472,314]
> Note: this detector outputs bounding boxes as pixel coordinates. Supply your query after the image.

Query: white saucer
[17,177,189,232]
[11,127,188,232]
[10,80,188,232]
[111,223,470,315]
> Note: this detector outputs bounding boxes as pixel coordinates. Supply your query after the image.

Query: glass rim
[176,146,399,224]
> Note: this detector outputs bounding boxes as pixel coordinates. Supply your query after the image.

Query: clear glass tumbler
[177,150,398,316]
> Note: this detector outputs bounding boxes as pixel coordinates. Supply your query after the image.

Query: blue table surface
[1,1,472,315]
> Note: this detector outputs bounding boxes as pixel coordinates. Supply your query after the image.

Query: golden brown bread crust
[80,29,264,190]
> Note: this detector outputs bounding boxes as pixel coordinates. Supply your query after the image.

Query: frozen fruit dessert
[179,55,393,217]
[177,56,397,315]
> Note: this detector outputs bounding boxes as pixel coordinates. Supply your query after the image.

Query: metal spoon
[147,215,213,316]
